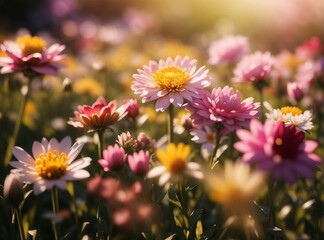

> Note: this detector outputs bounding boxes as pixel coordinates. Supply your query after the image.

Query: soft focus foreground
[0,0,324,239]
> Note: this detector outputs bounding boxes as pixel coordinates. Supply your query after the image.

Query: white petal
[48,138,60,151]
[60,136,72,154]
[63,170,90,180]
[12,147,35,165]
[186,169,204,180]
[32,141,45,159]
[33,181,48,195]
[54,179,67,190]
[67,157,92,171]
[68,142,84,163]
[158,172,171,186]
[146,166,166,178]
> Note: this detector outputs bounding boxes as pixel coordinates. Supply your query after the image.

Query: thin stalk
[266,181,276,240]
[258,86,265,122]
[4,80,31,165]
[97,130,105,159]
[51,187,60,240]
[14,207,26,240]
[210,130,221,168]
[168,105,174,144]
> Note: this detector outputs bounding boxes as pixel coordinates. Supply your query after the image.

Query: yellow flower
[147,143,203,185]
[205,161,265,207]
[73,77,104,97]
[22,100,38,130]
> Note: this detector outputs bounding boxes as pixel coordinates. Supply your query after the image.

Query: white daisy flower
[265,103,313,133]
[10,137,92,195]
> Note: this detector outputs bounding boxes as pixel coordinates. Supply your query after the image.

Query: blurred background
[1,0,324,52]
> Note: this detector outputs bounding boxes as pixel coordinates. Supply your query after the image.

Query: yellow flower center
[284,54,300,70]
[35,150,68,179]
[275,138,283,146]
[153,66,190,92]
[16,35,46,56]
[280,106,302,116]
[206,132,215,143]
[168,158,187,174]
[156,143,190,174]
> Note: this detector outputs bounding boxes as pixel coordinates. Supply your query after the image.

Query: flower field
[0,0,324,239]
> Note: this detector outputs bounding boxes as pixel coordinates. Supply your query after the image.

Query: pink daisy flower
[234,119,321,184]
[208,35,249,65]
[99,144,126,172]
[0,35,65,75]
[68,96,128,131]
[10,137,91,195]
[185,86,260,132]
[232,51,274,83]
[132,56,211,112]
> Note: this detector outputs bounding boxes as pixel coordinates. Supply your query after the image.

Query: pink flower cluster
[87,177,153,231]
[99,138,151,177]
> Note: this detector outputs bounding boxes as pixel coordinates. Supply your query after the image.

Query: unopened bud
[3,173,24,207]
[62,78,72,92]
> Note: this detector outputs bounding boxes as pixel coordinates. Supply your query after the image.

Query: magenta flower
[232,51,274,83]
[99,144,126,172]
[0,35,65,75]
[234,119,321,184]
[287,82,304,103]
[68,96,127,131]
[296,36,323,60]
[186,86,260,132]
[208,35,249,65]
[128,150,150,177]
[123,99,140,119]
[132,56,211,112]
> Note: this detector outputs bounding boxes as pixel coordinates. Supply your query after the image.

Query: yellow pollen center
[153,66,190,92]
[35,150,68,179]
[206,132,215,143]
[16,35,46,56]
[168,158,187,174]
[280,106,302,116]
[284,54,300,70]
[275,138,283,146]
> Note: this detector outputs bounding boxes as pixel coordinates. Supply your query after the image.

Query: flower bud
[3,173,24,207]
[62,77,72,92]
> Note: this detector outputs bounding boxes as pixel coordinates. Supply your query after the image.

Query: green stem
[266,181,276,240]
[258,86,264,122]
[131,117,137,136]
[14,207,26,240]
[4,80,31,166]
[51,187,60,240]
[97,130,105,159]
[168,105,174,144]
[210,129,221,168]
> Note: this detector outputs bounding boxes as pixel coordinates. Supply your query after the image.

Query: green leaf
[168,187,182,210]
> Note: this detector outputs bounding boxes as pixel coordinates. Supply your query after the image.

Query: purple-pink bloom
[128,150,150,177]
[123,99,140,118]
[185,86,260,132]
[232,51,274,83]
[234,119,321,184]
[132,55,211,112]
[287,82,304,103]
[68,96,127,130]
[0,35,65,75]
[99,144,126,172]
[208,35,249,65]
